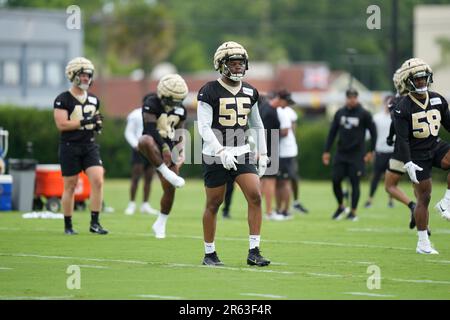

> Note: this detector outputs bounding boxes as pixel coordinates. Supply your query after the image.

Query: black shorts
[277,157,298,180]
[131,149,151,168]
[374,152,393,174]
[332,158,365,180]
[59,142,102,176]
[413,140,450,181]
[202,153,257,188]
[387,157,405,175]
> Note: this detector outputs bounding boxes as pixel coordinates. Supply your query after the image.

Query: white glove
[258,154,270,177]
[218,149,237,171]
[403,161,423,184]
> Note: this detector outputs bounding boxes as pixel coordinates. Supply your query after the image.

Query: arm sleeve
[367,113,377,151]
[387,121,396,141]
[393,110,411,163]
[440,97,450,132]
[124,113,139,149]
[248,101,267,155]
[324,111,340,152]
[197,100,223,154]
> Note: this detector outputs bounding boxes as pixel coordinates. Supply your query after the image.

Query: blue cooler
[0,174,13,211]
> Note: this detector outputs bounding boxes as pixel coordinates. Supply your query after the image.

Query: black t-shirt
[393,91,450,162]
[197,80,259,148]
[324,104,376,160]
[142,93,187,142]
[54,91,100,143]
[258,98,280,158]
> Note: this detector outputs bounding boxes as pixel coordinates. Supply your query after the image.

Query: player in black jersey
[197,41,270,266]
[322,88,377,221]
[393,58,450,254]
[138,74,188,239]
[384,68,419,231]
[53,57,107,235]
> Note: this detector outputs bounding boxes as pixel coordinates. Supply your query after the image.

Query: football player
[138,74,188,238]
[53,57,107,235]
[197,41,270,266]
[384,67,420,232]
[393,58,450,254]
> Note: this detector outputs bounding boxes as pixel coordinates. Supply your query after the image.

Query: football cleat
[125,202,136,215]
[434,199,450,221]
[416,241,439,255]
[202,252,224,266]
[364,201,372,208]
[140,203,158,215]
[152,222,166,239]
[332,207,346,220]
[293,202,309,214]
[64,228,78,235]
[345,212,359,222]
[89,223,108,235]
[247,247,270,267]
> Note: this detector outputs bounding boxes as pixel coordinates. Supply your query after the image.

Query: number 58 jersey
[197,79,259,154]
[394,91,450,159]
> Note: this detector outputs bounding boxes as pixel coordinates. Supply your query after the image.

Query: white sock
[204,242,215,254]
[293,200,299,205]
[444,190,450,202]
[156,212,168,226]
[418,230,429,242]
[249,235,260,249]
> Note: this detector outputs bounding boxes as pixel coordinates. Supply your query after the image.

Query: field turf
[0,179,449,300]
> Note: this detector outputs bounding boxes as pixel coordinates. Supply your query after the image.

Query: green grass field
[0,178,449,300]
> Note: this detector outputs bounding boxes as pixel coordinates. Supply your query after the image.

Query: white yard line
[0,253,149,265]
[307,272,346,278]
[0,227,413,251]
[343,292,396,298]
[0,267,13,270]
[0,295,74,300]
[426,259,450,264]
[390,278,450,285]
[134,294,184,300]
[167,263,296,275]
[240,293,286,299]
[77,264,110,269]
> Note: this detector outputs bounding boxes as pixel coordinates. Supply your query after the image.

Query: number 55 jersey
[197,79,266,157]
[393,91,450,163]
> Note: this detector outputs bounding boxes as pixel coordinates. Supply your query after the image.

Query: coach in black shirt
[322,89,377,221]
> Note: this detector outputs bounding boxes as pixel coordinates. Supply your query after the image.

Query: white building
[0,8,83,107]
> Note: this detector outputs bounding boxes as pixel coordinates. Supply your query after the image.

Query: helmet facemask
[73,68,94,91]
[161,96,183,112]
[407,71,433,94]
[220,55,248,82]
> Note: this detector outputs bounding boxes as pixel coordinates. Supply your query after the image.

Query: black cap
[276,89,295,104]
[346,88,358,97]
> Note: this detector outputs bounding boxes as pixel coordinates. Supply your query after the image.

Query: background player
[53,57,107,235]
[138,74,188,238]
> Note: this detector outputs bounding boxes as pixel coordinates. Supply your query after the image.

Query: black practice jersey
[142,93,187,142]
[324,104,376,158]
[393,91,450,162]
[197,80,259,147]
[54,91,100,143]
